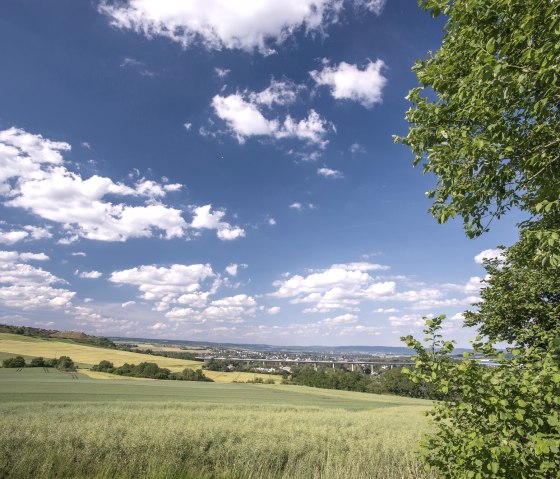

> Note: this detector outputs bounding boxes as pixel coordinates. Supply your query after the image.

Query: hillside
[0,332,283,384]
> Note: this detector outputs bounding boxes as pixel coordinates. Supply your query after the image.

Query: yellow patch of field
[203,370,283,384]
[78,370,155,381]
[0,333,201,371]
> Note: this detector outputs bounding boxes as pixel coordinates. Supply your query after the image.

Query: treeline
[117,345,200,361]
[285,366,442,400]
[92,360,213,382]
[2,355,76,371]
[0,324,116,349]
[203,358,256,372]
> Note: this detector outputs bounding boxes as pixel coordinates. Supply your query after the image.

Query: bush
[2,356,26,368]
[30,357,47,367]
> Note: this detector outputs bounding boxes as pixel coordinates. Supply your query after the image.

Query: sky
[0,0,520,347]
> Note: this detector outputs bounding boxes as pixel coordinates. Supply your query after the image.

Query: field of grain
[0,333,283,383]
[0,368,432,479]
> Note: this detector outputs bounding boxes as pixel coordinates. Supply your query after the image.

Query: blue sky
[0,0,519,346]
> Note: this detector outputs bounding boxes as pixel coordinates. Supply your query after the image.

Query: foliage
[29,357,47,367]
[395,0,560,267]
[2,356,26,368]
[55,356,76,371]
[284,365,438,399]
[403,315,559,479]
[92,360,213,381]
[397,0,560,476]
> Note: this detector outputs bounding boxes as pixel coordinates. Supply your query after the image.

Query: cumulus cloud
[19,252,49,262]
[272,262,395,312]
[310,59,387,108]
[191,205,245,241]
[249,80,302,107]
[0,127,243,243]
[212,91,330,146]
[0,251,75,310]
[0,230,29,244]
[110,263,216,311]
[99,1,384,54]
[317,167,343,179]
[474,248,505,264]
[149,322,167,330]
[76,270,103,279]
[225,263,247,277]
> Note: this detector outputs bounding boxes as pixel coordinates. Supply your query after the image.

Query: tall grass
[0,401,432,478]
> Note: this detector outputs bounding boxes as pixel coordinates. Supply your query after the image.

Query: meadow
[0,368,433,479]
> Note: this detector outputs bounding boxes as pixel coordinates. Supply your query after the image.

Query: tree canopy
[398,1,560,477]
[397,0,560,266]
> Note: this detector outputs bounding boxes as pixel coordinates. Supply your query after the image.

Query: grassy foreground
[0,333,283,383]
[0,368,432,479]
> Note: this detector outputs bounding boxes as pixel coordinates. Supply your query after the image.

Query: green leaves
[403,316,560,478]
[396,0,560,267]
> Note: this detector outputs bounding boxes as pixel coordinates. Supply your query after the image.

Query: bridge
[195,357,414,372]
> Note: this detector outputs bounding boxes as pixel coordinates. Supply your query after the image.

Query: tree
[396,0,560,267]
[56,356,76,371]
[30,357,47,367]
[2,356,26,368]
[397,0,560,477]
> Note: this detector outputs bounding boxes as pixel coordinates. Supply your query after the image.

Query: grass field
[0,333,283,383]
[0,368,433,478]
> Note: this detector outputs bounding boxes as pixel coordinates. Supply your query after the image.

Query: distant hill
[0,324,116,349]
[111,336,472,356]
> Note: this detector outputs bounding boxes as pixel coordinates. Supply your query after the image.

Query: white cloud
[266,306,281,315]
[357,0,386,14]
[70,251,86,257]
[165,294,258,323]
[0,230,29,244]
[121,300,136,308]
[99,0,364,54]
[267,217,277,226]
[310,59,387,108]
[0,127,242,243]
[212,87,330,146]
[249,80,301,107]
[214,67,230,78]
[225,263,247,277]
[183,122,193,130]
[474,248,505,264]
[0,250,75,310]
[387,314,426,327]
[349,142,365,154]
[191,204,245,241]
[289,202,303,211]
[109,263,216,312]
[374,307,399,313]
[322,313,358,324]
[0,127,188,242]
[76,270,103,279]
[212,93,277,141]
[272,262,395,312]
[317,167,343,179]
[149,322,167,330]
[19,252,49,262]
[24,225,52,240]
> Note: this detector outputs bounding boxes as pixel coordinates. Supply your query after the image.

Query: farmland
[0,368,432,479]
[0,333,283,384]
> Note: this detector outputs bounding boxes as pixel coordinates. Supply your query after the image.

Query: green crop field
[0,368,433,479]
